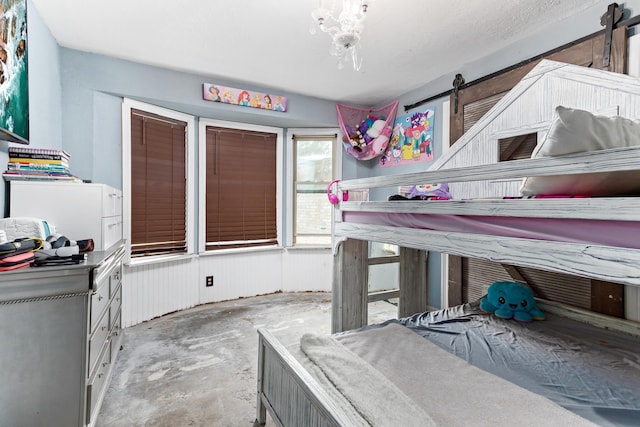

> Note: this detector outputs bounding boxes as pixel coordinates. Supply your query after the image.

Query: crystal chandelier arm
[310,0,370,71]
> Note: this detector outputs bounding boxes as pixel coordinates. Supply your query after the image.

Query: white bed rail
[336,145,640,192]
[254,328,357,427]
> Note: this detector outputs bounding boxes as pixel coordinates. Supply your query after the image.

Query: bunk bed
[254,61,640,427]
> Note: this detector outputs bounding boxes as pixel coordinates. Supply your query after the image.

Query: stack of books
[3,147,79,181]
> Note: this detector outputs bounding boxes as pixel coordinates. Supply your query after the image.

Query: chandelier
[310,0,370,71]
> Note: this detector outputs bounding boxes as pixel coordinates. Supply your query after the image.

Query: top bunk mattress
[343,210,640,249]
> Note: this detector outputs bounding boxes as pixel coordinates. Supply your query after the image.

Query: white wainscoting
[122,248,333,327]
[197,249,284,303]
[626,286,640,323]
[122,256,199,327]
[281,248,333,292]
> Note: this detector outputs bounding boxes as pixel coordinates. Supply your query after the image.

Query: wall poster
[203,83,287,113]
[0,0,28,144]
[379,107,434,167]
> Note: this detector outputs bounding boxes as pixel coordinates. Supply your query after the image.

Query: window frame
[122,98,196,265]
[198,118,284,254]
[286,128,341,248]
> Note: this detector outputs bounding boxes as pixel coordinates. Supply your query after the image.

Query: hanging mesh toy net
[336,100,399,160]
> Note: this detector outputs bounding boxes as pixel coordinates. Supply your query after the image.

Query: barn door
[447,25,627,318]
[449,26,628,144]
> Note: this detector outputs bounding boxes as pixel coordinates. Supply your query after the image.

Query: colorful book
[9,157,69,165]
[2,172,80,182]
[8,153,69,161]
[3,169,72,176]
[8,147,71,159]
[7,164,69,172]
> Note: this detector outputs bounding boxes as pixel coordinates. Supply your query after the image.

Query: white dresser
[9,181,123,250]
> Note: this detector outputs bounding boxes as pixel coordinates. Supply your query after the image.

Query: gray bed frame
[254,61,640,426]
[254,327,356,427]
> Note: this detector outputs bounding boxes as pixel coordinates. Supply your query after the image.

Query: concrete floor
[96,292,398,427]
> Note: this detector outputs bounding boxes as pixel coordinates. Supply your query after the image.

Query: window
[200,120,282,251]
[292,132,337,246]
[122,99,195,261]
[498,132,537,161]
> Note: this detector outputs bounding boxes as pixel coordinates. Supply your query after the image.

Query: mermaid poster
[203,83,287,113]
[0,0,28,143]
[379,107,434,167]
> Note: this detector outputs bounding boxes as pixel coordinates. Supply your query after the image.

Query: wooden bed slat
[340,197,640,221]
[335,223,640,287]
[338,145,640,191]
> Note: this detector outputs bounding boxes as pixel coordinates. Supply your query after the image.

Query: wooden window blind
[205,126,277,250]
[130,109,187,257]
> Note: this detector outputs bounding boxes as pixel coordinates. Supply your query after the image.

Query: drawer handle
[98,295,104,301]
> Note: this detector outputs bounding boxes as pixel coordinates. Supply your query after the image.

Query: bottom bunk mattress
[296,304,640,427]
[395,303,640,426]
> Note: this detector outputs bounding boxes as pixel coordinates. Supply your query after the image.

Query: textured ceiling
[31,0,609,105]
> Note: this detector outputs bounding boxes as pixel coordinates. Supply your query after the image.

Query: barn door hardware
[452,74,465,114]
[601,3,623,67]
[404,4,640,113]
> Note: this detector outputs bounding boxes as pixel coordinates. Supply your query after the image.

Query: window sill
[125,253,197,267]
[198,245,284,257]
[287,245,332,251]
[123,244,331,265]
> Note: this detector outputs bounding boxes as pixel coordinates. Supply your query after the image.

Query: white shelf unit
[9,181,123,251]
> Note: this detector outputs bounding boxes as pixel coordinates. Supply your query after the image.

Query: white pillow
[520,106,640,196]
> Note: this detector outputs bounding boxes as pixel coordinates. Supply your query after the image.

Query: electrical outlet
[206,276,214,287]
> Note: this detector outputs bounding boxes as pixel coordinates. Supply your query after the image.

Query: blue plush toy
[480,281,545,322]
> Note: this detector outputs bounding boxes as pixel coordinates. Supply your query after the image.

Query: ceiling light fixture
[310,0,370,71]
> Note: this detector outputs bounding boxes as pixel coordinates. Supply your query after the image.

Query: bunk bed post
[254,333,267,427]
[398,247,429,317]
[332,238,368,333]
[448,255,463,307]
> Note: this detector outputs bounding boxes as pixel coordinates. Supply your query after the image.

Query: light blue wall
[0,0,62,216]
[59,49,347,188]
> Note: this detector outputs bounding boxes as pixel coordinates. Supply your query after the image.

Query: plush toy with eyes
[480,281,545,322]
[407,183,452,200]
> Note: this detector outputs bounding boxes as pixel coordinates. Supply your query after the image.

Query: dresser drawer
[88,311,110,376]
[110,309,122,363]
[86,347,111,425]
[102,187,122,217]
[102,216,123,251]
[90,284,109,333]
[109,264,122,298]
[110,285,122,326]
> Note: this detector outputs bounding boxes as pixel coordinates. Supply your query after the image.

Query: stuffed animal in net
[407,183,452,200]
[480,281,545,322]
